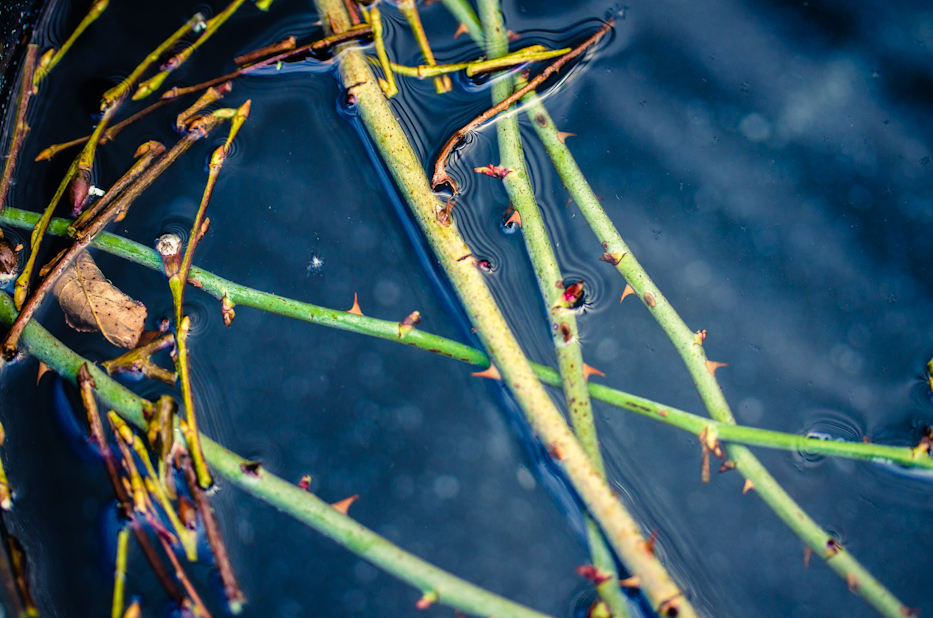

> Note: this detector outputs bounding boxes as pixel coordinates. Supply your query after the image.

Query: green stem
[34,0,109,88]
[397,0,451,93]
[387,46,569,79]
[313,1,695,616]
[2,207,929,471]
[519,83,914,618]
[365,5,398,97]
[479,3,626,615]
[111,524,130,618]
[0,292,555,618]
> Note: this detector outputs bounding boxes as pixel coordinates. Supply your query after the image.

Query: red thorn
[471,364,502,381]
[582,364,605,381]
[37,361,50,385]
[575,565,612,585]
[644,530,658,555]
[331,494,358,515]
[504,209,522,228]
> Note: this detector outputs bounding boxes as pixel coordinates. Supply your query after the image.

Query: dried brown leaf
[52,250,147,348]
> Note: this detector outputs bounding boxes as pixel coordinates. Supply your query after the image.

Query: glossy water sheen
[1,0,932,617]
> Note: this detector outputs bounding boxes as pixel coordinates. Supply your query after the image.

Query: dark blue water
[0,0,931,617]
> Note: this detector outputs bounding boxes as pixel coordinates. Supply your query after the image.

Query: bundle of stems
[0,1,928,617]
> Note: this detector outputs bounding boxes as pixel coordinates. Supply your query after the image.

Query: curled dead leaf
[52,250,146,348]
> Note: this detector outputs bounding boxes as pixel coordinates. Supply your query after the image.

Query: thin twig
[77,364,185,604]
[431,20,612,192]
[13,13,204,309]
[33,0,109,88]
[160,24,373,101]
[168,102,249,489]
[386,46,569,79]
[179,452,247,614]
[134,0,248,101]
[234,36,296,65]
[111,525,130,618]
[0,45,38,217]
[397,0,451,93]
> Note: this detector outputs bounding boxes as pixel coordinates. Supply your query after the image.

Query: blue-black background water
[0,0,931,616]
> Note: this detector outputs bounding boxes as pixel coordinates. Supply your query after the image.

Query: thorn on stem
[803,546,812,568]
[557,131,576,144]
[846,573,861,594]
[742,479,755,494]
[471,364,502,381]
[547,442,566,461]
[582,364,605,381]
[644,530,658,555]
[415,590,438,610]
[705,360,728,376]
[331,494,358,515]
[347,293,364,316]
[575,565,612,585]
[502,205,522,229]
[618,576,641,589]
[620,284,635,303]
[453,23,469,39]
[37,361,50,385]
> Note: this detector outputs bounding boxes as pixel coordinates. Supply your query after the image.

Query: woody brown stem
[77,364,185,605]
[0,45,38,217]
[180,452,246,613]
